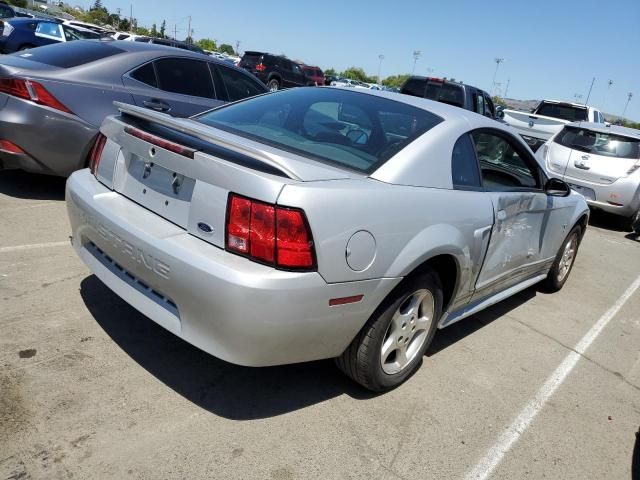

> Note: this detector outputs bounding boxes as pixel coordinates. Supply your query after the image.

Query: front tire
[336,270,442,392]
[267,78,280,91]
[627,209,640,233]
[539,226,581,293]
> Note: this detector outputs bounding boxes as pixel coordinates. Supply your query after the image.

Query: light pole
[602,79,614,108]
[504,79,510,98]
[621,92,633,120]
[491,58,504,95]
[377,54,384,84]
[412,50,421,75]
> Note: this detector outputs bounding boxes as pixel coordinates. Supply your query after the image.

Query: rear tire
[267,78,280,91]
[539,226,581,293]
[336,270,442,392]
[626,209,640,233]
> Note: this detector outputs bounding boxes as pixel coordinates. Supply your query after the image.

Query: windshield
[536,103,588,121]
[555,127,640,159]
[196,88,442,173]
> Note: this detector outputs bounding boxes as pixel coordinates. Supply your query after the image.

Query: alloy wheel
[380,289,434,375]
[557,233,578,282]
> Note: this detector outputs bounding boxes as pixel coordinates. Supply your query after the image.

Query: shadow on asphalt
[633,427,639,480]
[428,287,536,356]
[0,170,65,201]
[588,209,630,233]
[80,272,540,419]
[80,275,378,420]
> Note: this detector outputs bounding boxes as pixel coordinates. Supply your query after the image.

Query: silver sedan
[66,87,589,391]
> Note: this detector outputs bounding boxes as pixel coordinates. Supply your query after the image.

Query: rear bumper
[66,170,400,366]
[0,95,96,177]
[560,174,640,217]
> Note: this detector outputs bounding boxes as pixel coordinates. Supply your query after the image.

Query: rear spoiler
[113,102,299,179]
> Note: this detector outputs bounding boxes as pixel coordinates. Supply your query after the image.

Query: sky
[89,0,639,120]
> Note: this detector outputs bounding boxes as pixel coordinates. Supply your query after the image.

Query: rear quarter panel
[39,78,136,127]
[278,179,494,308]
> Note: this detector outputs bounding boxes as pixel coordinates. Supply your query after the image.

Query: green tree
[381,74,410,89]
[150,23,158,37]
[219,43,235,55]
[6,0,27,8]
[91,0,104,10]
[135,26,150,36]
[340,67,372,83]
[324,68,337,77]
[197,38,217,52]
[159,20,166,38]
[492,95,508,108]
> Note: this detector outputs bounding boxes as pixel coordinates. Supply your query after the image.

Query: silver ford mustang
[66,87,589,391]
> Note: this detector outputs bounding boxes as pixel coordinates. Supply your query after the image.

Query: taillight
[255,63,266,72]
[1,22,13,37]
[0,77,72,114]
[0,140,24,154]
[124,126,195,158]
[226,193,315,271]
[88,133,107,175]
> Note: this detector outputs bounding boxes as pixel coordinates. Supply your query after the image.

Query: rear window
[536,103,588,122]
[425,83,465,108]
[401,78,426,97]
[240,53,262,67]
[196,88,442,174]
[12,41,124,68]
[555,127,640,159]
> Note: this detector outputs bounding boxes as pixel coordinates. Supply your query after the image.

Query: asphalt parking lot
[1,170,639,480]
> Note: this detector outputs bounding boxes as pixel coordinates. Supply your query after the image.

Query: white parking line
[0,241,69,253]
[465,273,640,480]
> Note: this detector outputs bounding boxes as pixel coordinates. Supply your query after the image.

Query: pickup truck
[498,100,605,151]
[400,76,496,119]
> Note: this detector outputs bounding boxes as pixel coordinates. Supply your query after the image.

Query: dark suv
[239,51,307,91]
[400,76,496,118]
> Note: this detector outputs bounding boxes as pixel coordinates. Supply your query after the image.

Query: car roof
[568,121,640,139]
[101,39,210,57]
[328,86,508,127]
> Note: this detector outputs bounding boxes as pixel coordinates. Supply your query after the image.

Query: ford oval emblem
[197,222,213,234]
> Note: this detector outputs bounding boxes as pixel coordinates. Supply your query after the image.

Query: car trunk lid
[97,102,354,249]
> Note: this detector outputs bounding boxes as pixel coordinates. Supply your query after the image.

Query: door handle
[143,99,171,112]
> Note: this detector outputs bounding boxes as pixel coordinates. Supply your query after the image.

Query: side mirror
[495,106,505,119]
[544,178,571,197]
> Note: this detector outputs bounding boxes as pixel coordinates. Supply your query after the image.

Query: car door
[34,22,65,47]
[470,129,564,300]
[123,57,223,117]
[290,63,307,87]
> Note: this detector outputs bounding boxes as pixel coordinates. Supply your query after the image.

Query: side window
[474,92,485,115]
[130,62,158,88]
[292,63,303,75]
[63,27,80,41]
[216,65,265,102]
[484,95,495,117]
[0,6,13,18]
[35,22,63,40]
[452,134,482,188]
[154,58,214,98]
[471,131,539,190]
